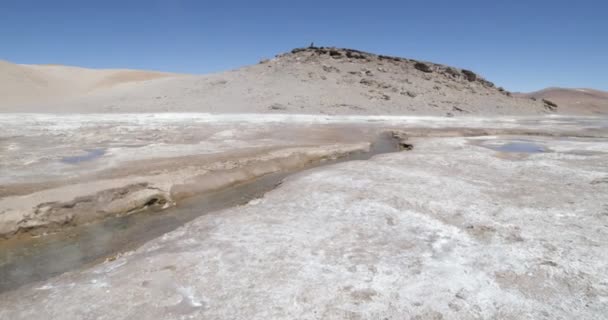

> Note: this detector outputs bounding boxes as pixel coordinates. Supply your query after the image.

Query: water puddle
[61,148,106,164]
[476,139,549,153]
[0,133,402,293]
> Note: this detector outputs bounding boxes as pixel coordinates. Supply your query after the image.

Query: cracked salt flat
[1,136,606,319]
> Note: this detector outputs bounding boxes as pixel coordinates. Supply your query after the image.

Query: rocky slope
[1,47,555,115]
[518,87,608,114]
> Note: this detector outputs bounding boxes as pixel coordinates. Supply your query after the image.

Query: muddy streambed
[0,134,404,293]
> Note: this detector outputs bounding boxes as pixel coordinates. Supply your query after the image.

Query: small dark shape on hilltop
[414,62,433,73]
[542,99,558,110]
[461,69,477,82]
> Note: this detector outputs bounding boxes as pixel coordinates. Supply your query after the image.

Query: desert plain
[1,47,607,319]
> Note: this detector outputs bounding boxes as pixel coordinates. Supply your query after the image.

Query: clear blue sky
[1,0,606,92]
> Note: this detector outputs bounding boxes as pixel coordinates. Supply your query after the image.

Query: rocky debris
[414,62,433,73]
[540,260,559,267]
[360,78,392,90]
[542,99,558,110]
[321,65,340,73]
[378,54,403,62]
[461,69,477,82]
[365,90,391,101]
[329,49,342,58]
[404,91,417,98]
[389,130,414,150]
[445,67,460,78]
[329,104,365,111]
[497,87,513,96]
[291,47,369,61]
[360,78,377,86]
[400,142,413,150]
[345,50,367,60]
[280,46,533,103]
[290,48,308,54]
[479,79,495,88]
[269,103,287,110]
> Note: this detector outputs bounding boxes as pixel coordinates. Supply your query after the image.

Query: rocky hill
[1,47,557,115]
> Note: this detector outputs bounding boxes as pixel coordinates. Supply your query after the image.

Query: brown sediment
[0,133,406,292]
[2,125,604,240]
[0,142,381,240]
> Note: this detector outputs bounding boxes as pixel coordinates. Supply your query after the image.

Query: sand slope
[0,48,576,115]
[518,87,608,114]
[0,60,177,109]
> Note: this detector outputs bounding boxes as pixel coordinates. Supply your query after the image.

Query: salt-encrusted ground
[1,122,607,319]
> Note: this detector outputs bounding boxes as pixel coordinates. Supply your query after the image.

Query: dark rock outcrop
[461,69,477,82]
[542,99,558,110]
[414,62,433,73]
[444,67,460,78]
[282,46,539,107]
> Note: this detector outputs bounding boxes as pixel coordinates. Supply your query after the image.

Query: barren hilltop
[0,47,563,115]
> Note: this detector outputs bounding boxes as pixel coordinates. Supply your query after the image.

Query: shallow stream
[0,133,402,293]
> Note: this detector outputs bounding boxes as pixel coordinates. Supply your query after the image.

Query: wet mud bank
[0,132,407,293]
[0,141,384,240]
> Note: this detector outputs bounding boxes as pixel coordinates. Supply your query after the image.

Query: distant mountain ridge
[517,87,608,114]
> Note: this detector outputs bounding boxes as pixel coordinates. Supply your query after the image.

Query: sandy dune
[518,87,608,114]
[0,60,178,108]
[1,48,557,115]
